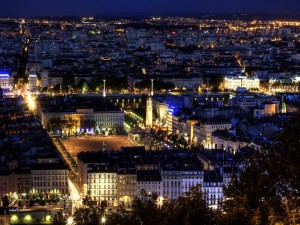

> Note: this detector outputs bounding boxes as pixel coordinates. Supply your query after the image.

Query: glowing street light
[67,216,74,225]
[101,216,106,225]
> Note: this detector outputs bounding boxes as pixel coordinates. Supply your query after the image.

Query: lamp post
[67,216,74,225]
[103,80,106,98]
[101,216,106,225]
[150,79,154,96]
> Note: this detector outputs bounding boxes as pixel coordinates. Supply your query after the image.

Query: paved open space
[61,135,134,157]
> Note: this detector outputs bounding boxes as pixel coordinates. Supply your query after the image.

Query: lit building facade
[30,164,69,195]
[0,73,13,90]
[193,121,232,148]
[14,169,31,198]
[224,76,260,90]
[87,168,118,207]
[203,175,223,209]
[28,73,38,91]
[117,170,137,207]
[146,97,153,128]
[162,170,203,200]
[137,170,163,199]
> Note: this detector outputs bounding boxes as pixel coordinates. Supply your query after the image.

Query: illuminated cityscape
[0,4,300,225]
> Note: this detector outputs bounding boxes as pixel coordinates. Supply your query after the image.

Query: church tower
[146,97,153,128]
[146,79,154,128]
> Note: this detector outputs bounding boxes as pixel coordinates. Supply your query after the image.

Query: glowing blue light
[0,74,9,78]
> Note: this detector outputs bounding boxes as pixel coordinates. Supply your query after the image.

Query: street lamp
[67,216,74,225]
[101,216,106,225]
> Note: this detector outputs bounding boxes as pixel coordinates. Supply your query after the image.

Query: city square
[61,135,134,158]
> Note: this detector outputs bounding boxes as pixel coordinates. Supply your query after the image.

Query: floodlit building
[0,72,12,90]
[193,120,232,148]
[224,75,260,90]
[37,95,124,135]
[28,73,38,91]
[87,166,118,207]
[117,169,137,208]
[146,97,153,128]
[30,164,69,195]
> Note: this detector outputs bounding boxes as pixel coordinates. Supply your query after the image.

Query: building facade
[30,164,69,196]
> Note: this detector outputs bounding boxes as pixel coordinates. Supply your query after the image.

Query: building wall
[87,171,118,207]
[203,182,223,209]
[31,169,68,195]
[0,74,13,90]
[162,170,203,200]
[117,173,137,207]
[224,76,260,90]
[194,122,232,148]
[14,173,31,197]
[40,110,124,134]
[0,172,14,196]
[137,180,163,199]
[146,98,153,128]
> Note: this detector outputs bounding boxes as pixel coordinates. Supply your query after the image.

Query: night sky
[1,0,300,17]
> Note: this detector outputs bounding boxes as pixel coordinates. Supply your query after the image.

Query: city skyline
[1,0,300,17]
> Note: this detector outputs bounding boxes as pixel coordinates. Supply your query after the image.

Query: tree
[106,76,128,91]
[2,195,9,207]
[73,206,103,225]
[162,185,212,225]
[132,194,163,225]
[52,210,65,225]
[62,74,76,92]
[29,199,34,207]
[40,199,46,206]
[223,112,300,225]
[90,75,102,92]
[105,203,140,225]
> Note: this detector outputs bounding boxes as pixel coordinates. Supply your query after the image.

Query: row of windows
[203,188,222,193]
[32,171,67,175]
[89,179,117,184]
[33,176,67,181]
[32,181,67,187]
[118,185,136,190]
[163,176,202,180]
[89,174,116,179]
[119,180,136,184]
[119,191,136,195]
[90,184,117,189]
[90,189,116,195]
[32,189,68,194]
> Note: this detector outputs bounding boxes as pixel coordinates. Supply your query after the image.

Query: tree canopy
[223,111,300,225]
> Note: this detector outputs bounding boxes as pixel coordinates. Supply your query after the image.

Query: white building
[38,96,124,135]
[28,73,38,91]
[193,121,232,148]
[0,73,12,90]
[162,170,203,200]
[203,172,223,209]
[87,167,118,207]
[146,97,153,128]
[30,164,69,195]
[224,76,260,90]
[40,70,49,89]
[137,170,163,200]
